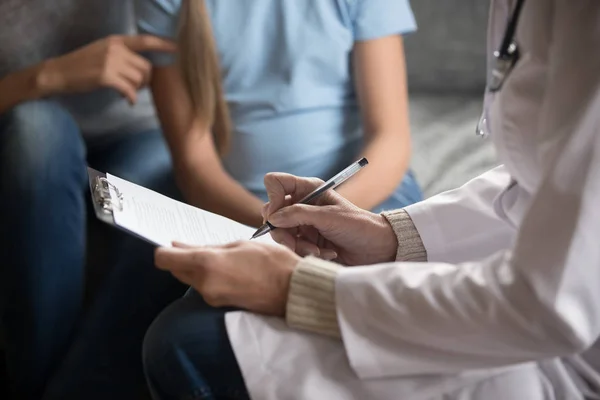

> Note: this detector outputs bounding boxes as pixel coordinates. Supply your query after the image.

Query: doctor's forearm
[336,135,411,210]
[286,209,425,337]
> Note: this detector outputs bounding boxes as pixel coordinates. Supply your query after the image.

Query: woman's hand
[155,241,299,316]
[40,35,176,104]
[262,173,398,266]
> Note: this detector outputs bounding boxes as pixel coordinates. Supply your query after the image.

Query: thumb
[172,241,197,249]
[263,173,294,218]
[269,204,332,230]
[263,173,324,218]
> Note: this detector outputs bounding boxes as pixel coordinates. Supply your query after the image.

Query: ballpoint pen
[250,157,369,240]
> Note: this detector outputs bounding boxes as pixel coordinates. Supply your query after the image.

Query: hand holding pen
[255,158,399,265]
[251,158,368,239]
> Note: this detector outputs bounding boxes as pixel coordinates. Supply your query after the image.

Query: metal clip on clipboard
[87,167,156,245]
[92,175,124,213]
[87,167,125,227]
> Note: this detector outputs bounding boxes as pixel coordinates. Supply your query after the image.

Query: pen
[250,157,369,240]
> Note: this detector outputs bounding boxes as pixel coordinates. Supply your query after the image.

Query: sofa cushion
[405,0,490,94]
[409,94,499,197]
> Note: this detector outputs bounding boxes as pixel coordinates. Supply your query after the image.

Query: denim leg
[87,129,180,197]
[42,130,187,400]
[143,290,250,400]
[0,100,88,399]
[371,170,424,213]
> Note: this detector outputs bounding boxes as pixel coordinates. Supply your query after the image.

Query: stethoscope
[476,0,526,137]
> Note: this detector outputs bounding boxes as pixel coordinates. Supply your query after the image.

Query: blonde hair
[178,0,231,155]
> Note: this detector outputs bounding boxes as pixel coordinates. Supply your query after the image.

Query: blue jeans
[370,169,423,213]
[143,290,249,400]
[0,100,187,399]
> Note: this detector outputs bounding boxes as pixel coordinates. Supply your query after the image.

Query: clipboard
[86,167,274,248]
[87,167,158,245]
[88,167,123,224]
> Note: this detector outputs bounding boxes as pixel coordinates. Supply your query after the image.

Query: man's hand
[155,241,300,317]
[38,35,175,104]
[262,173,398,266]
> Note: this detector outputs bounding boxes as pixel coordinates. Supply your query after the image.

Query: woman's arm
[0,35,174,114]
[150,66,265,227]
[0,65,47,114]
[336,35,411,209]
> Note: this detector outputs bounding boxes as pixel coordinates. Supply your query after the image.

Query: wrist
[381,209,427,262]
[278,261,296,317]
[0,62,56,114]
[286,257,341,338]
[235,201,264,228]
[34,59,63,97]
[374,213,399,263]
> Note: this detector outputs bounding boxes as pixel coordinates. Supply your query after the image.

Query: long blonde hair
[178,0,231,155]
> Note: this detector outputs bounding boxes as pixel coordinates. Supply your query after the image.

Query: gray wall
[404,0,490,94]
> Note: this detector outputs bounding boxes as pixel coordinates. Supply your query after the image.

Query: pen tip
[358,158,368,167]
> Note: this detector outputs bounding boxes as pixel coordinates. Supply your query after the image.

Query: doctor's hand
[262,173,398,266]
[155,241,299,317]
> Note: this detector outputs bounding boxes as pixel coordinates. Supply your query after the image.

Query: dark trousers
[0,100,187,399]
[143,290,250,400]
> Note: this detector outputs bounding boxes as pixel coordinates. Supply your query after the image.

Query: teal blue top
[136,0,416,198]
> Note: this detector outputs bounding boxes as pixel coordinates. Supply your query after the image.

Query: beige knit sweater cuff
[286,257,342,338]
[382,209,427,262]
[285,209,427,338]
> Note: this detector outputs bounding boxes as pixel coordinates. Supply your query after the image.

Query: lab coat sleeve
[335,0,600,379]
[403,165,515,263]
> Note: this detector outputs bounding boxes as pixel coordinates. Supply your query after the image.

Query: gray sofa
[404,0,498,197]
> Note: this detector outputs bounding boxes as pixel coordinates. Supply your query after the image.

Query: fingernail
[322,250,338,260]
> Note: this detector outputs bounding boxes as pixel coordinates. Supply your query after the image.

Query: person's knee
[142,294,226,381]
[0,100,86,193]
[142,300,192,382]
[143,294,248,398]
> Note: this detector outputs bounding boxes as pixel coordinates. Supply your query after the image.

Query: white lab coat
[224,0,600,398]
